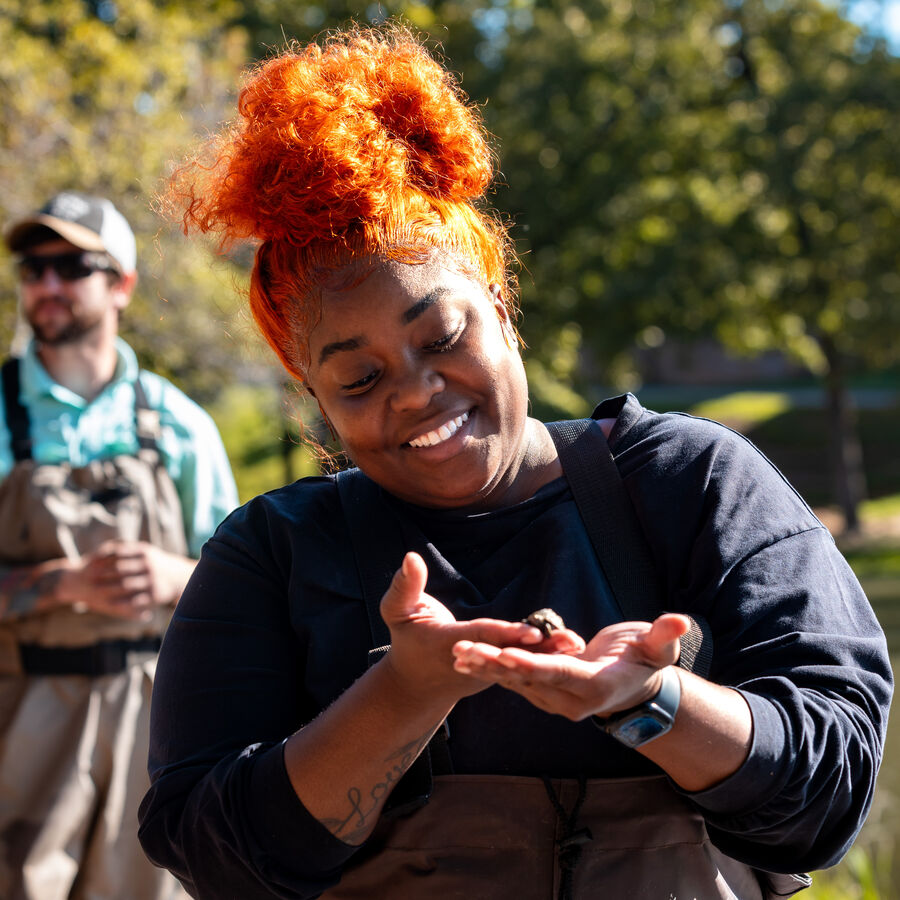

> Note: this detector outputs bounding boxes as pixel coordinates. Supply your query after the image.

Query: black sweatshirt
[139,394,892,898]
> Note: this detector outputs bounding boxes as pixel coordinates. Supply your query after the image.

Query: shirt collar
[20,337,139,409]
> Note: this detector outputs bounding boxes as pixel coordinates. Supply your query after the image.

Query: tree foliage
[232,1,900,407]
[435,1,900,392]
[0,0,255,400]
[457,0,900,525]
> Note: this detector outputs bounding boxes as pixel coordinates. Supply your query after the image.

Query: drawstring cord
[542,775,593,900]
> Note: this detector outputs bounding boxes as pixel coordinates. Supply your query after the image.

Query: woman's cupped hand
[379,551,586,707]
[452,608,691,722]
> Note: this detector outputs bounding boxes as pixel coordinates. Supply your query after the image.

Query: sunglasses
[16,251,120,284]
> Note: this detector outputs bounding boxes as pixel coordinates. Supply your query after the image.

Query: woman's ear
[489,283,517,348]
[489,282,508,322]
[310,395,338,442]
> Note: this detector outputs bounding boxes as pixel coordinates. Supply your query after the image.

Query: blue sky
[886,0,900,49]
[845,0,900,52]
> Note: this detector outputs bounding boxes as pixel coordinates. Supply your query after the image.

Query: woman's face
[306,255,532,510]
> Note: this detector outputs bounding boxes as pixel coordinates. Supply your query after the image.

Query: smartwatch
[593,666,681,749]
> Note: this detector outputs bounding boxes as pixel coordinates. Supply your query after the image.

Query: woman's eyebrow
[401,287,451,324]
[318,286,453,365]
[318,336,367,367]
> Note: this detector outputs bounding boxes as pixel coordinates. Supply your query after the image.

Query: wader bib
[325,775,808,900]
[0,359,191,900]
[330,417,811,900]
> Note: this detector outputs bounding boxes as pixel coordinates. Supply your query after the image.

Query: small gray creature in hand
[521,608,566,639]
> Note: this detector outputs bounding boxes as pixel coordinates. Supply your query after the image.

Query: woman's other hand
[451,613,690,721]
[451,613,752,790]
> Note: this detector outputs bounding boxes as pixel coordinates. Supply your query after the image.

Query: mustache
[32,295,73,311]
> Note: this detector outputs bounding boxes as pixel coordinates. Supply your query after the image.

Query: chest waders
[332,418,811,900]
[0,358,191,900]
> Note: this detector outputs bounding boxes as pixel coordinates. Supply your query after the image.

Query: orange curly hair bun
[169,24,515,380]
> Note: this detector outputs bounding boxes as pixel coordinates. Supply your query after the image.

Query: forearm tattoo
[320,724,440,844]
[0,565,63,621]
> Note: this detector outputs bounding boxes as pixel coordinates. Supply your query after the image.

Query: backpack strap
[546,418,713,678]
[0,360,160,462]
[334,467,399,652]
[133,373,162,453]
[335,467,452,817]
[1,358,33,462]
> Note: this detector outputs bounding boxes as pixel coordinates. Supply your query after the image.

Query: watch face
[614,714,669,748]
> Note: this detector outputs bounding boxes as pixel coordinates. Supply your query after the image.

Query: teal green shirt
[0,339,238,557]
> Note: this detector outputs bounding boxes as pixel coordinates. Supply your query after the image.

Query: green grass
[807,845,894,899]
[674,388,900,508]
[862,495,900,521]
[688,390,793,430]
[845,547,900,578]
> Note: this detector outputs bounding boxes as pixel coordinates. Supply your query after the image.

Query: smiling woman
[306,258,546,510]
[138,22,892,900]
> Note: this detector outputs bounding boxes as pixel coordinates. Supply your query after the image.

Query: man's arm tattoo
[320,723,441,844]
[0,565,63,621]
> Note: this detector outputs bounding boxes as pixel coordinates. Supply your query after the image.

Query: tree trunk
[820,337,866,535]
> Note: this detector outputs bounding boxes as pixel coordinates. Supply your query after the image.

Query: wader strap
[546,418,713,678]
[336,467,453,817]
[133,374,162,452]
[1,358,32,462]
[0,358,161,460]
[334,469,394,649]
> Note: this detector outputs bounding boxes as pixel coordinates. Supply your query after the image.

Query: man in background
[0,192,238,899]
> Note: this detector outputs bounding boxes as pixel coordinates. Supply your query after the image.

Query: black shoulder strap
[1,358,33,461]
[335,467,452,816]
[546,418,713,678]
[335,467,394,652]
[133,373,161,453]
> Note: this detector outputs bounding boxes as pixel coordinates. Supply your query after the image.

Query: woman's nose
[390,362,445,412]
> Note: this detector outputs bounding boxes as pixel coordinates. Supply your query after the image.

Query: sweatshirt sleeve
[137,491,361,899]
[613,400,893,873]
[680,528,890,872]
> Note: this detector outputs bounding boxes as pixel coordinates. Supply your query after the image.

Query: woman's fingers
[451,642,599,718]
[452,641,587,680]
[538,627,587,655]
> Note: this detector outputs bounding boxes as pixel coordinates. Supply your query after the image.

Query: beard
[26,297,105,346]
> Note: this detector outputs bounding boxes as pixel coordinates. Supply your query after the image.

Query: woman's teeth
[409,412,469,448]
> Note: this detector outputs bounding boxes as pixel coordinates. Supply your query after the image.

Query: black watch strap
[594,666,682,749]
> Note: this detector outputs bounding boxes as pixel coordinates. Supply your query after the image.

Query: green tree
[0,0,255,401]
[708,0,900,532]
[458,0,900,532]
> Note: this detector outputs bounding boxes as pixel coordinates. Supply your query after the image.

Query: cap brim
[5,214,107,255]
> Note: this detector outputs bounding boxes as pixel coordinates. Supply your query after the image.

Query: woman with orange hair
[138,25,890,900]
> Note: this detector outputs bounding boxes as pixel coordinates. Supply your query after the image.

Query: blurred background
[0,1,898,895]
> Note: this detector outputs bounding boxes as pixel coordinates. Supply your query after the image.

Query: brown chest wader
[333,418,811,900]
[0,358,191,900]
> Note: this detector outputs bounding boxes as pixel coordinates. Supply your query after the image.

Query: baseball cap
[5,191,137,274]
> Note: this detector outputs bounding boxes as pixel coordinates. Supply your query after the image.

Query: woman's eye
[426,324,463,351]
[341,371,378,393]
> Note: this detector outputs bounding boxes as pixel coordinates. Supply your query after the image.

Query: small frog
[521,608,566,639]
